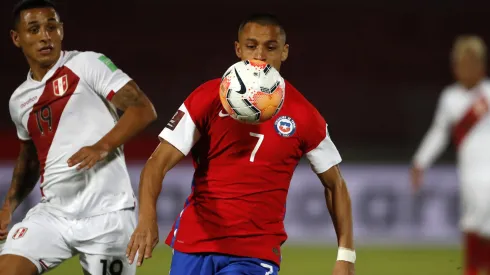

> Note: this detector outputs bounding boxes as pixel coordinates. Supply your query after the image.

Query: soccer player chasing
[127,13,355,275]
[411,35,490,275]
[0,0,157,274]
[128,15,355,275]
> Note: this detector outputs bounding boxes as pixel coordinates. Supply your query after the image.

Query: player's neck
[27,55,59,81]
[462,75,486,90]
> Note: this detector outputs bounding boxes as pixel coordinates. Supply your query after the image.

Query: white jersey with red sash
[413,79,490,234]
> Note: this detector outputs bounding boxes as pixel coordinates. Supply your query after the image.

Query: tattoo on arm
[4,140,40,212]
[110,80,148,111]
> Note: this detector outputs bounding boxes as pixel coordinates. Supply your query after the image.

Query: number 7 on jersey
[249,132,264,162]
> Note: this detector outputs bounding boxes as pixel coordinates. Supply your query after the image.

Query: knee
[0,254,39,275]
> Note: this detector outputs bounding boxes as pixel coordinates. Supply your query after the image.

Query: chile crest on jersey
[274,115,296,137]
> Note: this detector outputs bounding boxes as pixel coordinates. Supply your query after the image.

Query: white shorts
[460,182,490,237]
[0,204,137,274]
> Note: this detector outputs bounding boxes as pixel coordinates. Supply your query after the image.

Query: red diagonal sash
[453,94,489,147]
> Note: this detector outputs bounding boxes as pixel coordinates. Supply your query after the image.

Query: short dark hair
[13,0,57,29]
[238,13,286,40]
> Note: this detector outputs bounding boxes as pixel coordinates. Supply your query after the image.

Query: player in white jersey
[411,35,490,275]
[0,1,157,274]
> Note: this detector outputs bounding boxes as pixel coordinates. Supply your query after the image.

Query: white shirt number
[249,132,264,162]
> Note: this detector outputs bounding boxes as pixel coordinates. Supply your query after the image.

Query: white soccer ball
[219,59,285,124]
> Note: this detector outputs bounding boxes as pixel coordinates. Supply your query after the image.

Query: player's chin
[36,52,59,67]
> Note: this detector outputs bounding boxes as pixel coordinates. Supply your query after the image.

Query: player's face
[452,52,485,89]
[11,8,63,68]
[235,23,289,71]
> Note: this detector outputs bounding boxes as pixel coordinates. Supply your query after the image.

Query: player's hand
[333,261,355,275]
[410,165,424,193]
[126,219,159,267]
[0,207,12,241]
[67,143,110,170]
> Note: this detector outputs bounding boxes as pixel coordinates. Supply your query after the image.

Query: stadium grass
[49,245,462,275]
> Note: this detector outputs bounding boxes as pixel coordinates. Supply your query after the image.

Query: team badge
[53,75,68,96]
[274,116,296,137]
[12,227,28,240]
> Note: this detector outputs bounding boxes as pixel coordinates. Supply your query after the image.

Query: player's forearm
[96,105,157,153]
[413,124,449,169]
[2,143,40,214]
[326,179,354,249]
[138,158,165,221]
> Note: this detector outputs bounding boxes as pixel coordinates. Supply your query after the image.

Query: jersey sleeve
[159,81,217,155]
[302,108,342,174]
[9,101,30,141]
[78,51,132,100]
[412,90,451,169]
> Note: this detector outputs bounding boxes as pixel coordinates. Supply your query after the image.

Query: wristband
[337,247,356,263]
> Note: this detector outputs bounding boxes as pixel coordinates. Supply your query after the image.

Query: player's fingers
[137,242,147,266]
[76,155,94,170]
[67,150,86,167]
[85,158,99,170]
[126,234,136,258]
[152,236,159,249]
[144,243,153,259]
[127,238,140,264]
[144,233,155,259]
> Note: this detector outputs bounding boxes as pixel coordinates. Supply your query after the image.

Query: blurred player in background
[0,0,157,274]
[127,13,355,275]
[411,35,490,275]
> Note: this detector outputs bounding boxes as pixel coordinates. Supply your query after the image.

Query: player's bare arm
[0,140,39,240]
[67,80,157,170]
[318,165,355,275]
[126,139,184,267]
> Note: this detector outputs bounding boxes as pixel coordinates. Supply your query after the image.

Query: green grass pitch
[48,245,462,275]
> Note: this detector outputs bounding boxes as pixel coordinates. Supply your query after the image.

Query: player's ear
[281,43,289,62]
[10,29,21,48]
[59,22,64,41]
[235,41,242,59]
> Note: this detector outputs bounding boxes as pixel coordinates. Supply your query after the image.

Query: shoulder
[10,80,31,100]
[63,50,112,70]
[183,78,222,123]
[441,82,462,98]
[67,50,103,62]
[188,78,221,98]
[9,80,32,115]
[438,82,462,106]
[482,78,490,92]
[185,78,221,106]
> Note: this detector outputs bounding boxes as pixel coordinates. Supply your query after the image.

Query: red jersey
[159,79,342,266]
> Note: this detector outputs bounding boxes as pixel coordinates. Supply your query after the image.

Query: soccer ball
[219,60,285,124]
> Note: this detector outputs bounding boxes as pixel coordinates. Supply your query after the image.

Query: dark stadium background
[1,1,490,274]
[1,0,489,163]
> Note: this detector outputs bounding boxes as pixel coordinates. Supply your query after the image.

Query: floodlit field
[48,245,462,275]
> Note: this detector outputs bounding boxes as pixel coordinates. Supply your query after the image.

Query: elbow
[147,108,157,125]
[326,178,350,197]
[137,103,158,126]
[144,102,158,124]
[140,156,165,182]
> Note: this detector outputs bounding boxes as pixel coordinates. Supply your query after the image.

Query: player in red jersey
[127,13,355,275]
